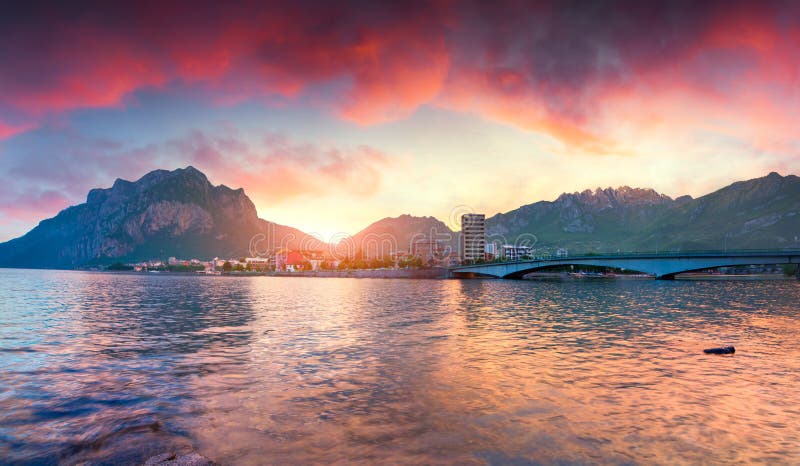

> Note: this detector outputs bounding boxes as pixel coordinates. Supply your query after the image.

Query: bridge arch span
[448,251,800,280]
[450,271,501,279]
[500,261,652,279]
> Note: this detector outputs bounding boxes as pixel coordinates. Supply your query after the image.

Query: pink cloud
[169,130,391,203]
[0,188,71,223]
[0,121,33,140]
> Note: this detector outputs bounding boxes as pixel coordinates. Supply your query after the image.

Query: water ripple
[0,270,798,464]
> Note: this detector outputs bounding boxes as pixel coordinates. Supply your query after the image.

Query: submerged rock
[144,451,216,466]
[703,345,735,355]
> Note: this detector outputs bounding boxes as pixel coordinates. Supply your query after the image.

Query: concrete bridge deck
[449,250,800,279]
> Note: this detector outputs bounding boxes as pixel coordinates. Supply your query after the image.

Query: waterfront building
[284,251,309,272]
[461,214,486,262]
[245,257,269,271]
[308,259,325,271]
[557,248,569,258]
[390,250,408,262]
[502,244,533,261]
[412,239,442,264]
[167,257,191,266]
[444,251,461,267]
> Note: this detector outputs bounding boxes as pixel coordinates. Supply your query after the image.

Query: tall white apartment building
[461,214,486,262]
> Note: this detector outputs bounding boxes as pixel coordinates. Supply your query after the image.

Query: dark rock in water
[144,451,216,466]
[703,345,735,355]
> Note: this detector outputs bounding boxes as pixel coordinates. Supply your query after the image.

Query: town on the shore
[106,213,569,274]
[104,213,795,277]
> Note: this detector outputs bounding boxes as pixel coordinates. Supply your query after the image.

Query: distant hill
[0,167,324,269]
[337,214,457,258]
[486,172,800,253]
[634,172,800,251]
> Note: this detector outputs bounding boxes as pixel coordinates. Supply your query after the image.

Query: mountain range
[486,172,800,252]
[0,168,798,269]
[349,172,800,256]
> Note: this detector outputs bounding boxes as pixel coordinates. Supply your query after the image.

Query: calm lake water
[1,269,799,465]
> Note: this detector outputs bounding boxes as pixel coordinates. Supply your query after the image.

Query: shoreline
[2,267,795,281]
[90,268,450,279]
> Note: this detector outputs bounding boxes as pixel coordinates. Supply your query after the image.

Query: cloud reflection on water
[0,271,798,464]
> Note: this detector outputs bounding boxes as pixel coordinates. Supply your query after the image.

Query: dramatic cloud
[437,1,800,154]
[0,1,450,128]
[168,130,391,202]
[2,0,796,154]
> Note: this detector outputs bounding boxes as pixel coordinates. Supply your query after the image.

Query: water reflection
[0,270,798,464]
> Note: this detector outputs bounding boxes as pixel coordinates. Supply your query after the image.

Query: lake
[1,269,799,464]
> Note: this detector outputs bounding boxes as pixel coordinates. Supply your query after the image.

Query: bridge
[448,250,800,279]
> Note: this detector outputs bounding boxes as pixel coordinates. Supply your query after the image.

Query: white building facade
[461,214,486,263]
[502,245,533,261]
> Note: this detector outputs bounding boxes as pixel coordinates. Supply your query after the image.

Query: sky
[0,0,798,241]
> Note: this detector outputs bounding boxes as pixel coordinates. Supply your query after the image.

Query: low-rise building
[443,251,461,267]
[245,257,269,271]
[502,244,533,261]
[485,243,498,261]
[284,251,309,272]
[412,239,442,264]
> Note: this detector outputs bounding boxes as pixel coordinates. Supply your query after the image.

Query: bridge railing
[451,248,800,268]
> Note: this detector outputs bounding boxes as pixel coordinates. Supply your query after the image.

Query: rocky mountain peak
[87,166,214,205]
[0,167,280,268]
[556,185,673,211]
